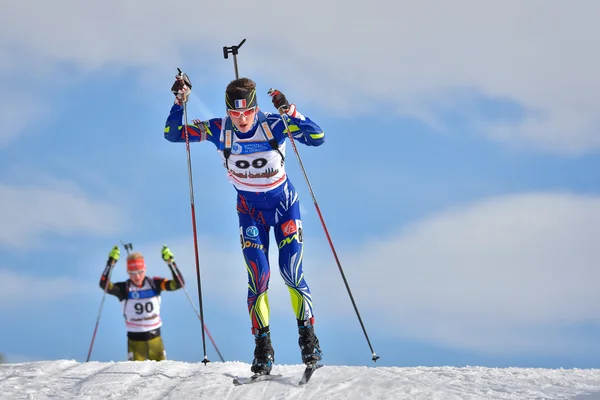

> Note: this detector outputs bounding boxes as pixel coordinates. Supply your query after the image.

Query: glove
[161,245,174,262]
[268,89,289,111]
[108,245,120,263]
[268,88,297,117]
[171,72,192,105]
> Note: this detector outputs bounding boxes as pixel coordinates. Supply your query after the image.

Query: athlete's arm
[164,104,223,148]
[99,267,128,301]
[267,110,325,146]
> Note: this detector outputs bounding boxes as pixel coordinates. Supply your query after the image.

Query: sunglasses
[128,270,145,276]
[228,107,257,118]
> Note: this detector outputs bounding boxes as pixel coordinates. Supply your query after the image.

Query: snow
[2,361,600,399]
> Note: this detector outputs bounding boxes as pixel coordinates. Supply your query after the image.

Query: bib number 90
[134,302,154,314]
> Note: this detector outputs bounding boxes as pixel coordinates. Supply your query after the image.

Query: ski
[233,363,323,386]
[299,363,322,385]
[232,373,283,386]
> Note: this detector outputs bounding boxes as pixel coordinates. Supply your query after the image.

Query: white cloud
[1,0,599,153]
[0,269,86,307]
[0,95,52,147]
[309,192,600,355]
[0,181,125,249]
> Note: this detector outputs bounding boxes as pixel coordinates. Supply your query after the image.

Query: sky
[2,360,600,400]
[1,0,600,369]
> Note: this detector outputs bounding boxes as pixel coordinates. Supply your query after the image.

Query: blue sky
[2,0,600,369]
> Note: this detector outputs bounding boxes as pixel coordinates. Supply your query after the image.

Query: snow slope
[1,360,600,399]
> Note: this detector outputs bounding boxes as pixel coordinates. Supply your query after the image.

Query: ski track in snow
[1,360,600,399]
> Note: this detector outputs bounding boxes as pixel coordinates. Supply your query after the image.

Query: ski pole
[167,260,225,362]
[223,38,246,79]
[177,67,210,365]
[269,91,380,362]
[86,258,116,362]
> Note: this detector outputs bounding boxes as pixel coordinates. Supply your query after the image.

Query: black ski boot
[298,319,322,364]
[251,326,275,375]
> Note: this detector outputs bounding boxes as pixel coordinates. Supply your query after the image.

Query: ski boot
[298,319,323,364]
[251,326,275,375]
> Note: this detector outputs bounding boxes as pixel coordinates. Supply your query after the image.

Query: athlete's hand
[161,245,174,263]
[171,71,192,105]
[268,88,297,117]
[268,89,288,111]
[108,245,120,264]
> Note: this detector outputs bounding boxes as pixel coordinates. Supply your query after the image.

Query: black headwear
[225,88,257,110]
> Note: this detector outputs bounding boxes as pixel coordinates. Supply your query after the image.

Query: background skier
[99,245,184,361]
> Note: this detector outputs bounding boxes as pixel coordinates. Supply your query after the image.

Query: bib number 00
[235,158,267,169]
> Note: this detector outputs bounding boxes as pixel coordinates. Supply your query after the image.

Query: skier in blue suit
[164,75,325,375]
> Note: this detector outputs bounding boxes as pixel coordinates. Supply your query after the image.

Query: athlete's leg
[127,339,149,361]
[238,198,276,374]
[274,199,314,322]
[238,206,272,332]
[147,336,167,361]
[274,192,323,364]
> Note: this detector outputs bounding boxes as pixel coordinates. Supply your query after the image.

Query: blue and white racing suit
[164,104,325,333]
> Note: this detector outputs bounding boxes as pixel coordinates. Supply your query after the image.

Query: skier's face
[128,269,146,286]
[229,107,258,133]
